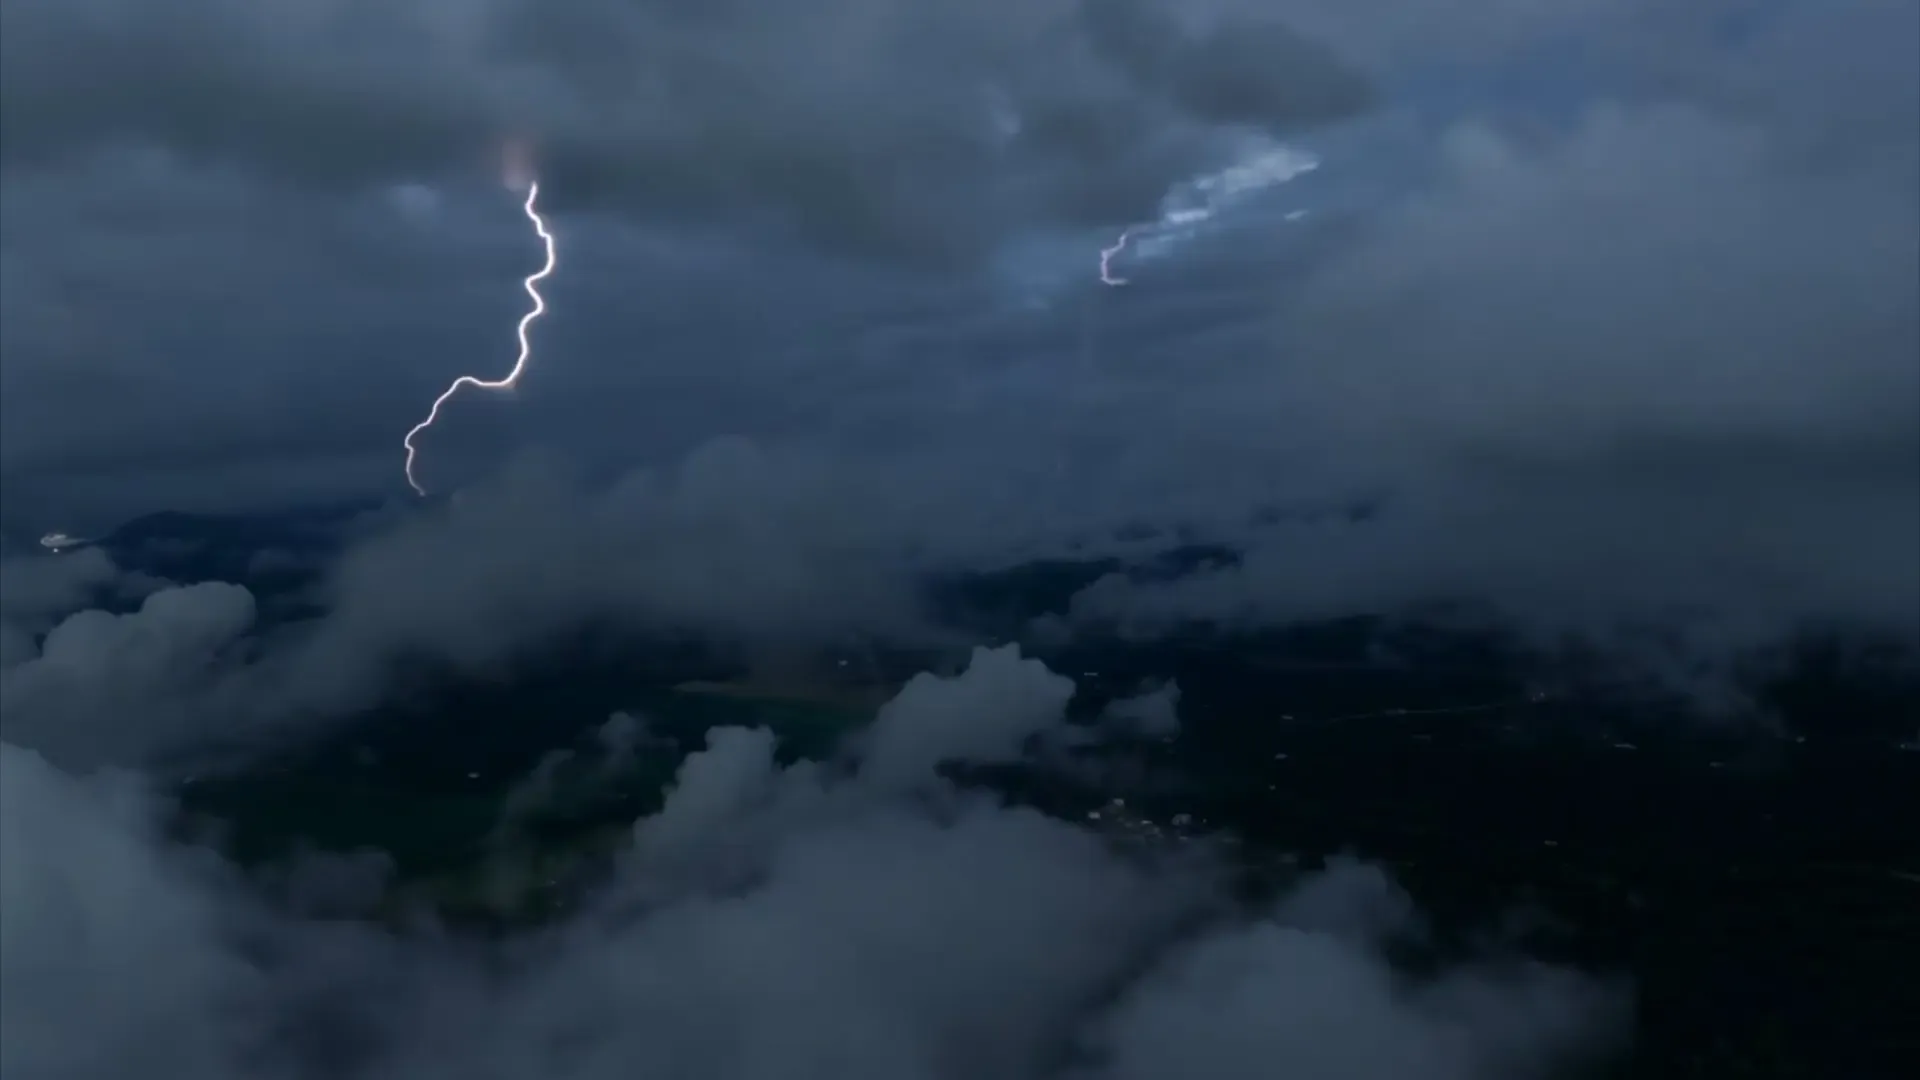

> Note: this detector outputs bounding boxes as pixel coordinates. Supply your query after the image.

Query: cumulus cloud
[274,446,949,715]
[1101,680,1182,739]
[0,444,1046,769]
[0,747,268,1079]
[0,579,260,767]
[0,547,184,727]
[1086,879,1610,1080]
[861,644,1076,786]
[0,547,119,629]
[0,645,1624,1080]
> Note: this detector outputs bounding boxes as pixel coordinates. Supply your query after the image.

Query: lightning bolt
[403,179,557,496]
[1099,227,1135,287]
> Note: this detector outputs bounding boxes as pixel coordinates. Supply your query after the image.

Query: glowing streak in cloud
[1099,228,1136,287]
[1094,143,1321,289]
[403,180,557,495]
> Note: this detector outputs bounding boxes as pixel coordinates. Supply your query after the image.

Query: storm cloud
[0,0,1373,263]
[1,0,1915,682]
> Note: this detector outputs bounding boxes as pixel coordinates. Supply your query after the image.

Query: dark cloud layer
[0,0,1372,262]
[0,630,1627,1080]
[0,3,1913,706]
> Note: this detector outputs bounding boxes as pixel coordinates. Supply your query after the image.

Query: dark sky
[1,0,1915,635]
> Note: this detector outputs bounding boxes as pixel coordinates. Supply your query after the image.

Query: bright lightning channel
[402,179,558,496]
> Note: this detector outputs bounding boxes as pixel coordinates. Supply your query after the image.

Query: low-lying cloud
[1,643,1625,1080]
